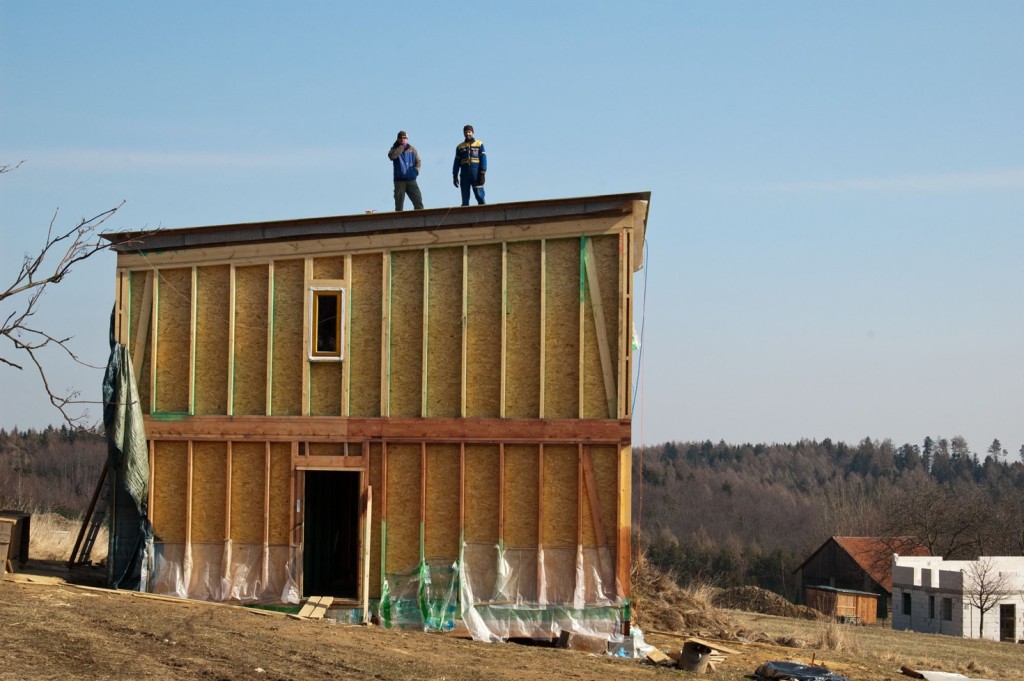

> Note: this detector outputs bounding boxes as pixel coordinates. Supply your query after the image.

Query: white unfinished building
[892,555,1024,642]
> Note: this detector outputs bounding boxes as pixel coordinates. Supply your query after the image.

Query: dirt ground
[0,562,1009,681]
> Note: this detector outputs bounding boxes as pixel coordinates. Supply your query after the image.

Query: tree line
[0,425,106,515]
[634,436,1024,601]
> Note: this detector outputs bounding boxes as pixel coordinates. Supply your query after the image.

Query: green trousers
[394,180,424,211]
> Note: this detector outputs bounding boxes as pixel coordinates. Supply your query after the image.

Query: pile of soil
[629,550,735,637]
[712,586,824,621]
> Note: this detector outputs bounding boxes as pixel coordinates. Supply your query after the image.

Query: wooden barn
[804,585,879,624]
[101,192,650,640]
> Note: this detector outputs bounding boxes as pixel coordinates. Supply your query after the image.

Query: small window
[928,595,935,619]
[310,288,344,360]
[903,592,912,616]
[942,597,953,621]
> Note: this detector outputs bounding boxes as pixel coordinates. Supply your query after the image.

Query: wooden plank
[539,240,546,418]
[342,254,352,416]
[114,215,632,269]
[578,239,586,419]
[266,262,274,415]
[223,441,233,587]
[380,442,388,593]
[617,231,627,419]
[147,440,155,528]
[293,454,366,470]
[262,442,271,587]
[537,444,544,601]
[142,415,632,444]
[498,444,505,545]
[584,237,616,419]
[301,258,312,415]
[421,250,429,417]
[616,443,631,601]
[362,484,372,623]
[185,440,193,553]
[500,242,508,418]
[189,267,197,414]
[149,273,159,413]
[132,271,154,386]
[582,447,608,550]
[461,246,468,418]
[227,265,236,416]
[381,252,391,417]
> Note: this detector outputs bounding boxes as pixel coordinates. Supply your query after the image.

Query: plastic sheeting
[380,541,624,641]
[102,314,153,591]
[150,542,299,604]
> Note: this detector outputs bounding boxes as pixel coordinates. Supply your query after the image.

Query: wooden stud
[500,243,507,418]
[617,232,627,419]
[185,440,194,569]
[342,254,353,416]
[149,272,159,413]
[266,262,275,416]
[263,441,271,587]
[577,443,584,602]
[132,271,154,386]
[227,265,236,416]
[380,441,388,592]
[421,250,429,417]
[537,443,545,602]
[578,238,586,419]
[289,442,297,548]
[498,443,505,544]
[584,237,617,419]
[223,441,233,588]
[539,240,546,418]
[301,258,312,416]
[420,441,427,564]
[147,439,155,521]
[115,269,130,344]
[459,442,466,535]
[189,267,198,415]
[461,245,468,418]
[616,443,632,600]
[381,253,391,418]
[624,229,634,418]
[362,483,372,623]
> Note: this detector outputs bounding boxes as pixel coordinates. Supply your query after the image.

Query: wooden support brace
[584,237,617,419]
[132,271,154,386]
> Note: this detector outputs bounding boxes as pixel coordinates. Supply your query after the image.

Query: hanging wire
[633,237,649,538]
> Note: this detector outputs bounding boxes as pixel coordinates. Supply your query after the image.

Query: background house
[794,536,929,620]
[892,555,1024,642]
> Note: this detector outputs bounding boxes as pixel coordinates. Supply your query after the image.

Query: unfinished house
[101,192,650,640]
[892,555,1024,642]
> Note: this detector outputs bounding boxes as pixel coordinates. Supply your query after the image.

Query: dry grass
[814,618,856,653]
[630,547,735,636]
[26,511,107,562]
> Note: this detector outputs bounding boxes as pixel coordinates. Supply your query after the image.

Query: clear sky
[2,2,1022,457]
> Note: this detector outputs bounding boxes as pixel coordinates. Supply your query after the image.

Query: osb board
[541,445,578,546]
[368,442,383,597]
[349,254,383,417]
[388,251,424,417]
[543,239,580,419]
[130,271,152,412]
[583,235,620,419]
[269,443,291,545]
[424,444,459,560]
[309,362,342,416]
[190,441,227,543]
[152,441,188,544]
[384,444,421,573]
[464,445,499,543]
[271,259,304,415]
[504,242,541,418]
[312,256,345,280]
[194,265,230,415]
[230,442,266,544]
[307,442,350,457]
[503,445,538,548]
[589,446,619,549]
[154,267,191,413]
[232,266,269,415]
[425,248,462,418]
[465,245,501,417]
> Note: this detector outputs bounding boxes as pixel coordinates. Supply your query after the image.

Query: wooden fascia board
[141,415,631,444]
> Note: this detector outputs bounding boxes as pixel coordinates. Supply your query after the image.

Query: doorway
[1000,603,1016,642]
[303,471,361,598]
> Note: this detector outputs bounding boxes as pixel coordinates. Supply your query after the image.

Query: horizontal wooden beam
[293,454,365,470]
[142,415,631,444]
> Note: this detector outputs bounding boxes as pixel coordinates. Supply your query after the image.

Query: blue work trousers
[459,169,486,206]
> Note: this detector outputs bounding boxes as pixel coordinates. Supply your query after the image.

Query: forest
[4,426,1024,604]
[633,436,1024,601]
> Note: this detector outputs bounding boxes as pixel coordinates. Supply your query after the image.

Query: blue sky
[2,2,1022,457]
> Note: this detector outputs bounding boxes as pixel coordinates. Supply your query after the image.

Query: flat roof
[102,192,651,257]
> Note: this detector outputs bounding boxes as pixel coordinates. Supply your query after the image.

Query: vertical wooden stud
[380,441,389,591]
[381,253,391,418]
[227,265,236,416]
[460,246,468,418]
[420,441,427,564]
[149,272,159,413]
[189,266,198,415]
[147,439,155,520]
[266,262,275,416]
[223,441,233,588]
[537,443,545,602]
[584,237,617,419]
[262,441,271,587]
[539,240,546,418]
[343,254,353,416]
[185,439,194,568]
[421,250,429,417]
[301,258,312,416]
[578,238,586,419]
[132,271,154,387]
[500,244,507,418]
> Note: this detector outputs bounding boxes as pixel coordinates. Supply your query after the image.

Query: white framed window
[309,287,345,360]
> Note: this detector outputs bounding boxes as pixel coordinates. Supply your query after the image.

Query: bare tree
[962,557,1013,639]
[1,161,124,428]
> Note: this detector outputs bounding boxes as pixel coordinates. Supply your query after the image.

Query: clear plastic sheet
[148,542,298,604]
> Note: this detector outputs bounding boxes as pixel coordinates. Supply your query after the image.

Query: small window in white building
[942,597,953,621]
[903,592,912,616]
[928,595,935,619]
[310,288,345,360]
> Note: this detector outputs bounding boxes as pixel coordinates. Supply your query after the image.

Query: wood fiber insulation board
[543,239,580,419]
[503,445,539,548]
[541,445,578,546]
[271,259,304,416]
[190,441,227,544]
[230,442,266,544]
[368,442,383,597]
[384,443,421,573]
[154,268,191,413]
[504,242,541,418]
[130,271,152,412]
[152,441,188,543]
[583,235,620,419]
[349,254,383,417]
[312,256,345,280]
[426,248,462,418]
[465,245,502,418]
[464,445,500,543]
[388,251,424,418]
[194,265,230,416]
[232,266,269,415]
[309,361,342,416]
[269,443,291,545]
[424,444,460,560]
[591,446,619,550]
[307,442,346,457]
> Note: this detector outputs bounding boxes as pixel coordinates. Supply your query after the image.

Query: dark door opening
[1000,603,1016,642]
[303,471,360,598]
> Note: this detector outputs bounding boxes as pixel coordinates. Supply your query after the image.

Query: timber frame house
[102,192,649,639]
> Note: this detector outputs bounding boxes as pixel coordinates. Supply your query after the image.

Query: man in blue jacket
[452,124,486,206]
[388,130,424,211]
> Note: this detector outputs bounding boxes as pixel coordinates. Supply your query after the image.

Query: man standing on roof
[452,124,486,206]
[388,130,424,211]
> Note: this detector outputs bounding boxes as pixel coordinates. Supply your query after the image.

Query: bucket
[678,640,712,673]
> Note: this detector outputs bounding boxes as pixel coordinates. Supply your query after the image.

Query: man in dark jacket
[388,130,424,211]
[452,124,486,206]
